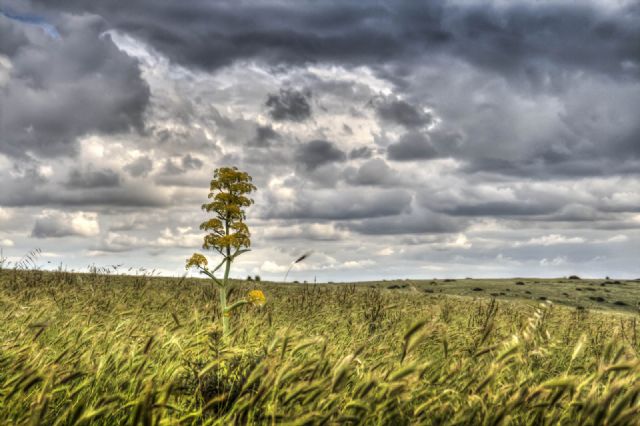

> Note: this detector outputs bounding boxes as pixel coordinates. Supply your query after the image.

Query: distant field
[2,269,640,424]
[364,277,640,314]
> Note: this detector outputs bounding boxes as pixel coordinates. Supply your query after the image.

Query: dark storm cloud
[295,140,346,171]
[266,88,312,122]
[28,1,422,70]
[461,156,640,179]
[373,97,433,129]
[67,167,121,189]
[263,188,412,220]
[27,1,640,82]
[415,182,575,220]
[0,13,29,55]
[387,132,439,161]
[347,210,465,235]
[344,158,399,186]
[20,0,640,180]
[32,220,75,238]
[160,154,204,176]
[547,204,609,222]
[161,160,183,176]
[435,201,560,217]
[348,146,374,160]
[31,220,75,238]
[181,154,203,170]
[0,12,150,159]
[0,172,170,207]
[11,190,169,208]
[250,125,280,147]
[124,156,153,178]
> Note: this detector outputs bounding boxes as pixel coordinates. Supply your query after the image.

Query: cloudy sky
[1,0,639,281]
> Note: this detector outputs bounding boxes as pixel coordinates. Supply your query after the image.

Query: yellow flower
[247,290,266,307]
[186,253,208,270]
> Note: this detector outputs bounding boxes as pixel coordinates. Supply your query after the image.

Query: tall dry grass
[1,269,640,425]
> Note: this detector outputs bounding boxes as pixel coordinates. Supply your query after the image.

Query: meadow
[2,268,640,425]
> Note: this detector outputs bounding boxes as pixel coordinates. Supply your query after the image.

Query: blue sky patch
[1,8,60,39]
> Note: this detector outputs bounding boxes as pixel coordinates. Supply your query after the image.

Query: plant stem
[221,256,231,337]
[226,299,249,312]
[221,211,232,337]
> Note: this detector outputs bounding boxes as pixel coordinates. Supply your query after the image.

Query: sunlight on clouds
[0,238,14,247]
[377,247,394,256]
[32,210,100,238]
[260,260,288,274]
[0,208,11,223]
[81,136,106,158]
[515,234,586,247]
[607,235,628,243]
[540,256,569,267]
[62,212,100,237]
[0,54,11,87]
[447,234,472,249]
[307,64,393,95]
[342,260,375,269]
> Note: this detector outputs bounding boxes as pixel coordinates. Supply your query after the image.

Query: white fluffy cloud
[32,210,100,238]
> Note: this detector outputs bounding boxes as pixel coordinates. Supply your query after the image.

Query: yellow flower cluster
[203,232,251,250]
[210,167,257,193]
[185,253,208,269]
[247,290,266,307]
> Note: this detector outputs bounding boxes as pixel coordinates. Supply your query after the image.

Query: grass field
[2,268,640,425]
[370,277,640,314]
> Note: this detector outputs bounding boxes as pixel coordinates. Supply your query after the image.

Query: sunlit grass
[2,269,640,424]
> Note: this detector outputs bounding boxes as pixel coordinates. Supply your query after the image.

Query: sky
[0,0,639,281]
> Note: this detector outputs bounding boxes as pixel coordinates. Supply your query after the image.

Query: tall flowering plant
[186,166,264,337]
